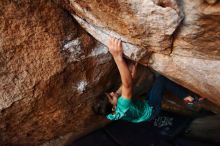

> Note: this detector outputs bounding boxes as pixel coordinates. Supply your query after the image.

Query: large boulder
[65,0,183,60]
[0,0,116,145]
[65,0,220,106]
[1,0,220,145]
[150,0,220,105]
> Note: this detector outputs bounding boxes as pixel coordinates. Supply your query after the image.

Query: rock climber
[93,37,202,123]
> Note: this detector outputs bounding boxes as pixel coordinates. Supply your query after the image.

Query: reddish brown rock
[1,0,220,145]
[0,0,117,145]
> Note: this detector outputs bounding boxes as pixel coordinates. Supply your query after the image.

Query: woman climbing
[93,37,201,122]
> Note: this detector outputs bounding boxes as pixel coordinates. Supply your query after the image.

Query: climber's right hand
[107,38,123,59]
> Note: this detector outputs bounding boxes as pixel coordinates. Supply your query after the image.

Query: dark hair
[92,95,113,116]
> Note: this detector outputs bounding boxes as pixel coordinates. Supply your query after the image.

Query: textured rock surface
[151,0,220,106]
[1,0,220,145]
[173,0,220,59]
[150,53,220,106]
[66,0,220,106]
[0,0,117,145]
[65,0,184,60]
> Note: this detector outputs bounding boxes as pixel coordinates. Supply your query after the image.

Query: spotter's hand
[107,38,123,58]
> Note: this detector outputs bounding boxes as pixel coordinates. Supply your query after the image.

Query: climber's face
[105,92,119,112]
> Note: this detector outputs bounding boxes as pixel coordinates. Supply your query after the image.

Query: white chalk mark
[75,80,88,93]
[72,14,148,61]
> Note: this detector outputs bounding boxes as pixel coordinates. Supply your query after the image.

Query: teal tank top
[107,96,153,123]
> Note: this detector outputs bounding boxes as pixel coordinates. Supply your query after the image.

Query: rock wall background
[0,0,118,145]
[152,0,220,105]
[0,0,220,145]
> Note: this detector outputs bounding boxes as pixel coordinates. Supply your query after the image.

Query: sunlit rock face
[0,0,116,145]
[65,0,220,106]
[64,0,183,61]
[151,0,220,105]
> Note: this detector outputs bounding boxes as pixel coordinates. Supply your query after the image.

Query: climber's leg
[161,76,190,100]
[147,75,167,117]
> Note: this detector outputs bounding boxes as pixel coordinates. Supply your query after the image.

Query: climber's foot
[184,95,205,108]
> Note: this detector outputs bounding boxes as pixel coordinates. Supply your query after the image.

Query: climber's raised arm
[107,38,132,99]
